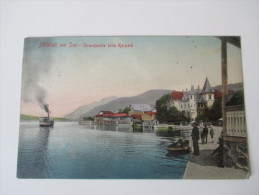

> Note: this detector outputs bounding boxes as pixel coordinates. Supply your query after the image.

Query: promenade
[183,126,249,179]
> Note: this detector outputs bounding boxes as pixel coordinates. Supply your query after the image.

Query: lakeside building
[94,111,131,125]
[94,104,158,126]
[169,78,215,121]
[129,104,158,125]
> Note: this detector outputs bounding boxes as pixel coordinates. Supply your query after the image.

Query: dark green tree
[118,106,130,113]
[209,98,222,121]
[227,90,244,106]
[196,107,210,122]
[155,94,181,123]
[155,94,170,123]
[168,106,181,119]
[83,116,94,121]
[196,98,222,122]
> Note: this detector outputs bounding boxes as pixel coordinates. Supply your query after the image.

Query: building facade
[169,78,215,121]
[94,111,132,125]
[129,104,157,125]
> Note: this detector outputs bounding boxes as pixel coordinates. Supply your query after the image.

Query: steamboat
[39,104,54,127]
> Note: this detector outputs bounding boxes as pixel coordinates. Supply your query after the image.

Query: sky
[20,36,243,117]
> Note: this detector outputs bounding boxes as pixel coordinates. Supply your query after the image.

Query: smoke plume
[44,104,49,113]
[21,38,53,111]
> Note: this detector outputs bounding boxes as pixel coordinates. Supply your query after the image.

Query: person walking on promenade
[201,131,204,144]
[202,125,208,144]
[210,125,214,143]
[191,122,200,156]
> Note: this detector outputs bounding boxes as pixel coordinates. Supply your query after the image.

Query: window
[209,94,211,100]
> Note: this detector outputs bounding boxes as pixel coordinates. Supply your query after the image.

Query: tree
[196,98,222,122]
[227,90,244,106]
[118,106,130,113]
[155,94,181,123]
[168,106,181,119]
[209,98,222,121]
[197,90,244,122]
[196,107,210,122]
[83,116,94,121]
[156,94,170,123]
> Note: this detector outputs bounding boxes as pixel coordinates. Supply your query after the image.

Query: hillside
[65,82,243,120]
[64,96,117,120]
[78,89,172,118]
[213,82,243,92]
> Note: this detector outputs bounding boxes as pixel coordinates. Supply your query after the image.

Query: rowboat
[167,139,190,153]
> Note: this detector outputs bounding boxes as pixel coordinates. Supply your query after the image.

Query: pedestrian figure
[191,122,200,156]
[210,125,214,143]
[201,131,204,144]
[202,125,208,144]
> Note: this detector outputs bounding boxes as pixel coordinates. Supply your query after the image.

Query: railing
[226,105,247,137]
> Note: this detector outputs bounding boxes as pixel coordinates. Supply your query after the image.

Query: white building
[169,78,215,121]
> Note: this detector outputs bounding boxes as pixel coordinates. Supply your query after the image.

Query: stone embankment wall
[223,140,249,171]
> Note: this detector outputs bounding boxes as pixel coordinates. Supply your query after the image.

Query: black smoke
[21,38,54,111]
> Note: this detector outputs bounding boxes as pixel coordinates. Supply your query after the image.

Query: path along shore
[183,126,249,179]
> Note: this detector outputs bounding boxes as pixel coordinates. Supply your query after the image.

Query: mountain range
[64,89,171,120]
[64,96,117,120]
[65,82,243,120]
[213,82,243,92]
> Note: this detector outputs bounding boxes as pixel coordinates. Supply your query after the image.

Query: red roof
[171,91,183,100]
[214,89,222,99]
[98,112,128,118]
[228,89,235,94]
[112,113,128,117]
[214,89,236,99]
[101,111,113,114]
[102,113,114,118]
[144,111,156,115]
[96,111,113,117]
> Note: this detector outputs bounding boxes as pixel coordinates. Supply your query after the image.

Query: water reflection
[17,126,51,178]
[85,124,156,134]
[18,122,190,179]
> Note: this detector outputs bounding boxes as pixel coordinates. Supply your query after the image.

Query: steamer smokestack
[44,104,50,118]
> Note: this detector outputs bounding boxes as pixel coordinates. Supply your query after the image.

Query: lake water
[17,121,189,179]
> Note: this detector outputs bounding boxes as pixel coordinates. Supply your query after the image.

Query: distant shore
[20,114,68,121]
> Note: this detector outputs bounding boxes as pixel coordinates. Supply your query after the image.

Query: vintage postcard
[17,36,249,179]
